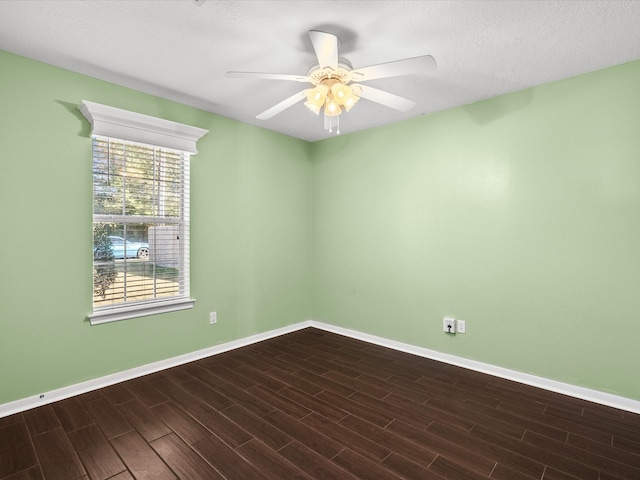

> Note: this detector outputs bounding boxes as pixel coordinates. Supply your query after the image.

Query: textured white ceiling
[1,1,640,142]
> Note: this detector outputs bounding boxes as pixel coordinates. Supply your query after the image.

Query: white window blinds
[92,137,191,321]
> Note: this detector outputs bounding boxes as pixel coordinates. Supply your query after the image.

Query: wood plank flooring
[1,327,639,479]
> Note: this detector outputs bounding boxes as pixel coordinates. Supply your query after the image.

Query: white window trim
[79,100,208,154]
[80,101,208,325]
[89,298,196,325]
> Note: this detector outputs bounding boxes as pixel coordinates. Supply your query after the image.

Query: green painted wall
[2,47,639,406]
[0,50,312,405]
[311,60,640,400]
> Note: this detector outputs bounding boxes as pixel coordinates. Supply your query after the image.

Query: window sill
[89,298,195,325]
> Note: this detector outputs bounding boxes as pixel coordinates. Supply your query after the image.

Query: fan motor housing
[307,58,354,85]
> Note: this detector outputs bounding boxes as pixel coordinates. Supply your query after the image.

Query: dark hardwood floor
[1,327,639,479]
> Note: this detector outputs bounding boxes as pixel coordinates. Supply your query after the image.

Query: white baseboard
[2,319,639,418]
[0,321,313,418]
[308,321,640,415]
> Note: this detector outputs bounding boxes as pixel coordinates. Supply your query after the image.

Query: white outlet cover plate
[456,319,466,334]
[443,317,456,333]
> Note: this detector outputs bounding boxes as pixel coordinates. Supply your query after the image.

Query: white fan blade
[256,89,310,120]
[351,84,416,112]
[350,55,436,82]
[309,30,338,70]
[226,71,310,82]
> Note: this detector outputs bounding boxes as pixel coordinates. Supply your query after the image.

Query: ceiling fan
[226,30,437,133]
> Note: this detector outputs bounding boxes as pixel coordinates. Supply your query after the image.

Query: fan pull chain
[327,116,340,135]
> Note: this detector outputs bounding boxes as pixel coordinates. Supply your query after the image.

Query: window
[80,101,208,324]
[92,137,189,311]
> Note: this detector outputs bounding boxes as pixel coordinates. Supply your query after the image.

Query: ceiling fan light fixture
[332,82,358,111]
[324,97,342,117]
[311,84,328,104]
[304,85,328,114]
[342,90,359,112]
[331,83,352,104]
[304,100,322,115]
[306,79,359,117]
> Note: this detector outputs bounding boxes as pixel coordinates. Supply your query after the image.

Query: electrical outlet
[209,312,217,325]
[443,317,456,334]
[456,319,466,334]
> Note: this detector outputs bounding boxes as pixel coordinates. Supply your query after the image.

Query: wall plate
[443,317,456,334]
